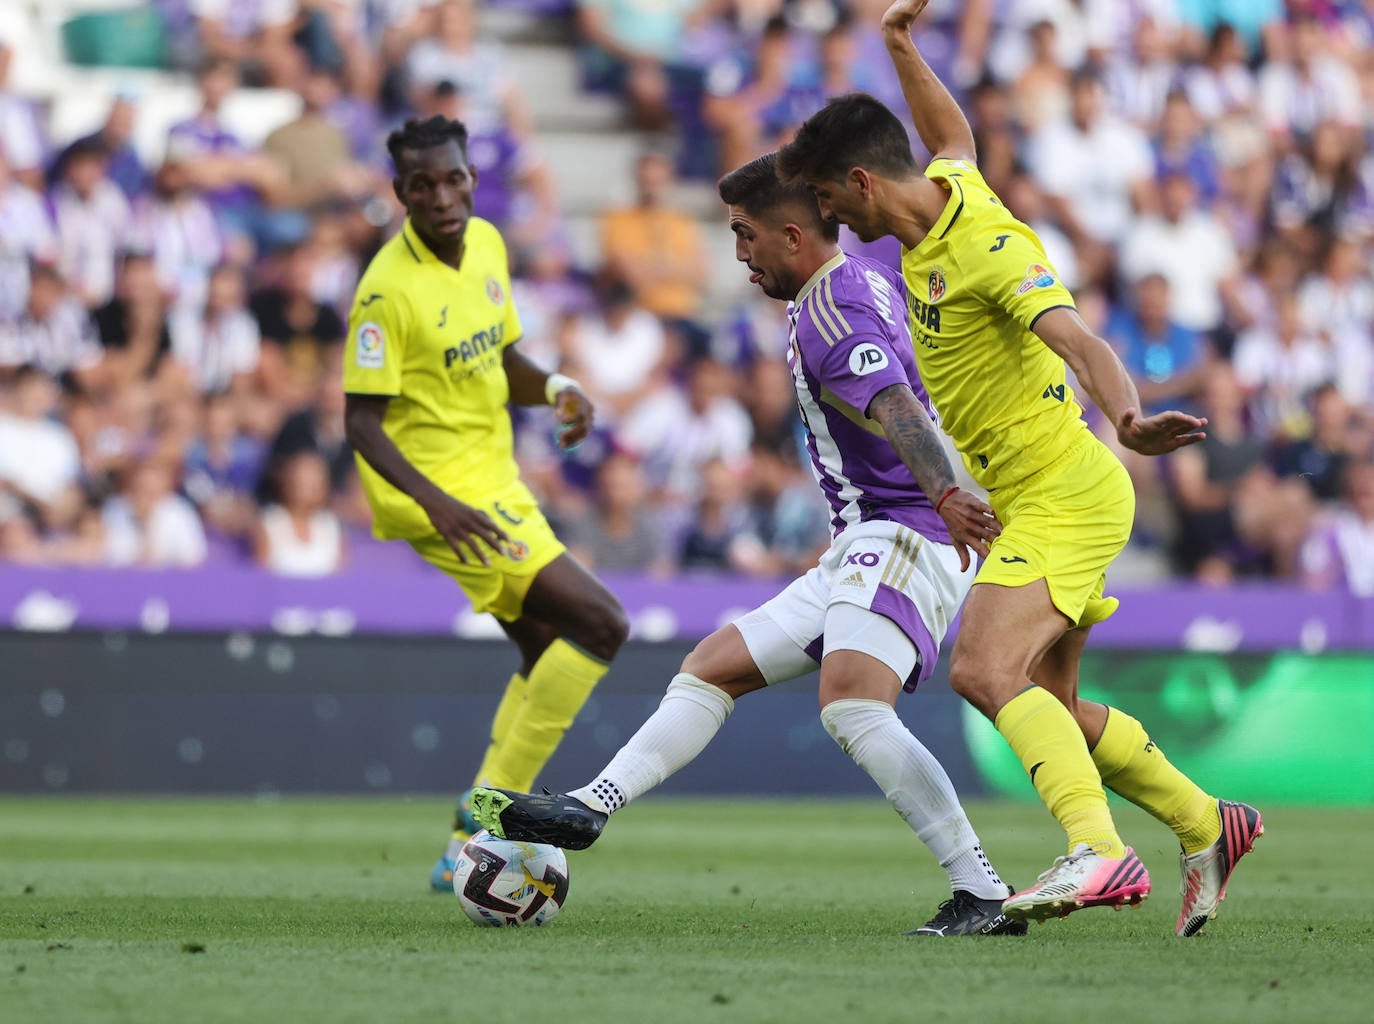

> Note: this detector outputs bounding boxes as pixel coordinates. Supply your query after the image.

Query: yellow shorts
[409,480,565,622]
[976,433,1134,629]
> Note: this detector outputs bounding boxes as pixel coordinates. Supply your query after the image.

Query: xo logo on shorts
[844,551,882,567]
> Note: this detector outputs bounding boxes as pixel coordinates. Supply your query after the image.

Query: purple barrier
[0,564,1367,649]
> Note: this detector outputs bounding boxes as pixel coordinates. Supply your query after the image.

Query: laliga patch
[1016,263,1057,295]
[848,343,890,376]
[355,321,385,368]
[485,276,505,306]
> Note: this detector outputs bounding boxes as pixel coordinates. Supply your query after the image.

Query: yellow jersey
[900,158,1085,492]
[343,216,524,539]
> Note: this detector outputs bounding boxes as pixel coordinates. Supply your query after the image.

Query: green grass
[1,797,1370,1024]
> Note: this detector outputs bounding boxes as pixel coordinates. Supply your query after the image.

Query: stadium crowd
[0,0,1371,594]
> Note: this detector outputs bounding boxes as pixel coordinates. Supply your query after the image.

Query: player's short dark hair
[776,93,918,185]
[386,115,469,174]
[718,152,839,242]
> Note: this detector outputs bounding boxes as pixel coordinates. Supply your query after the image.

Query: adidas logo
[840,572,865,586]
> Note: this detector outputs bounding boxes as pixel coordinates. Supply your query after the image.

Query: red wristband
[935,486,960,515]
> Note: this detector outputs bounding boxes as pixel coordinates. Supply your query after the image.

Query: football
[452,830,570,927]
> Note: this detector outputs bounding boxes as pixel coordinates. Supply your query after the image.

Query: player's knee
[579,599,628,661]
[948,653,999,715]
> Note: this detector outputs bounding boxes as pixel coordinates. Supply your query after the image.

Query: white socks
[570,673,734,815]
[821,698,1006,900]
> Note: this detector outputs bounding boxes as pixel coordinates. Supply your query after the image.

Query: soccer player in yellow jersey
[778,0,1263,935]
[342,116,628,891]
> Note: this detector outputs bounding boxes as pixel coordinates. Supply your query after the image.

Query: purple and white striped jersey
[786,251,950,544]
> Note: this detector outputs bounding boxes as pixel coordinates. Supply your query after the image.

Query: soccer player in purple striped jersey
[472,153,1023,937]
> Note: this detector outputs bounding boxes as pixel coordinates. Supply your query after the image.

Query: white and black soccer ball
[452,830,570,927]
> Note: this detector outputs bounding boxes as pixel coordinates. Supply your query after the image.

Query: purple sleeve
[809,316,913,416]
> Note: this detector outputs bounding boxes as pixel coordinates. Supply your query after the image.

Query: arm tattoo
[869,383,956,505]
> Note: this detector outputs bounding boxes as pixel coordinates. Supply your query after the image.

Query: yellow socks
[478,640,607,793]
[471,671,530,791]
[1090,708,1220,856]
[995,687,1125,858]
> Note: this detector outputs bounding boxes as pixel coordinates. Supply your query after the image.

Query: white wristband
[544,372,580,405]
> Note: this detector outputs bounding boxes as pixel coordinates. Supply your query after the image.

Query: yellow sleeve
[343,277,409,396]
[972,224,1077,333]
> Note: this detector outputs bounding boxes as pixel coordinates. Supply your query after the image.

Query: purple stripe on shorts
[803,635,825,665]
[870,582,940,693]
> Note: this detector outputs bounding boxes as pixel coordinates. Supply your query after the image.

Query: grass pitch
[1,797,1370,1024]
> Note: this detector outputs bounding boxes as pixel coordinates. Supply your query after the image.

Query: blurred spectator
[560,450,670,573]
[1169,362,1314,582]
[131,152,226,310]
[0,150,57,320]
[1104,15,1176,128]
[263,64,378,213]
[190,0,305,88]
[1300,458,1374,595]
[1103,273,1209,416]
[736,441,830,577]
[50,140,133,310]
[704,17,819,174]
[1182,22,1257,122]
[166,59,291,251]
[103,459,208,568]
[676,457,754,572]
[1231,291,1334,439]
[1026,67,1153,267]
[169,263,262,395]
[251,243,345,405]
[0,41,43,191]
[183,392,265,535]
[575,0,709,131]
[1152,90,1221,205]
[1271,384,1365,502]
[0,367,82,530]
[1011,20,1071,133]
[739,356,801,458]
[0,264,104,388]
[1299,235,1374,408]
[253,450,343,575]
[49,92,148,200]
[1175,0,1285,60]
[262,348,353,496]
[619,355,752,501]
[406,0,533,138]
[1271,120,1374,255]
[94,253,173,387]
[599,148,709,345]
[1120,171,1240,335]
[566,275,667,418]
[1259,15,1362,143]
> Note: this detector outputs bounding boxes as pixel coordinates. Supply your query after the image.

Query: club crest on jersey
[928,267,947,303]
[355,321,384,368]
[1017,264,1057,295]
[486,276,505,306]
[504,540,529,562]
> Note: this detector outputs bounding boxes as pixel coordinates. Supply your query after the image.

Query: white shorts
[734,520,973,693]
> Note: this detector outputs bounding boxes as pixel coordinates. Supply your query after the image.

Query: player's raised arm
[867,383,999,571]
[1032,307,1208,456]
[881,0,976,163]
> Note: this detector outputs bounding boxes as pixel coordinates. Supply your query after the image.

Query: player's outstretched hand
[938,488,1001,572]
[423,494,510,566]
[1117,408,1208,456]
[881,0,931,35]
[554,386,594,451]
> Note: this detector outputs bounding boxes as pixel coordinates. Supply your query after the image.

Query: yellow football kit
[343,216,564,619]
[900,158,1133,627]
